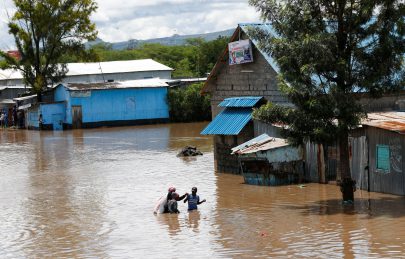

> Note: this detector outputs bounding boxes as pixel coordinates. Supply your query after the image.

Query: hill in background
[88,28,234,50]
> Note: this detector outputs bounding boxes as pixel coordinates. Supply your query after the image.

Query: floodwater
[1,122,405,258]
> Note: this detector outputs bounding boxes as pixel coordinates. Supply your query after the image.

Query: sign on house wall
[71,91,91,98]
[229,39,254,65]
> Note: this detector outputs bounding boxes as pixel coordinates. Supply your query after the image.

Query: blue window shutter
[376,145,390,172]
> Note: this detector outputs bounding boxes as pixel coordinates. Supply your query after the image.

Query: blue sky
[0,0,261,49]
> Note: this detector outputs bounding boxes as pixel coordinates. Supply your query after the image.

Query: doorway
[72,106,82,129]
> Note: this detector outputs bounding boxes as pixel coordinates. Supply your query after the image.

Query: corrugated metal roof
[64,78,168,91]
[231,133,290,154]
[362,112,405,134]
[201,108,253,135]
[0,59,173,80]
[13,94,37,101]
[0,99,16,104]
[0,85,30,90]
[219,96,264,107]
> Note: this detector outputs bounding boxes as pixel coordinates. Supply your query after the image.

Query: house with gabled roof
[201,23,290,174]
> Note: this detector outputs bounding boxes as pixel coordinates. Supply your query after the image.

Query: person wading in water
[165,187,187,213]
[184,187,206,211]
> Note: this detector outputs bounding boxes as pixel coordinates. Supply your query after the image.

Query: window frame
[376,144,390,173]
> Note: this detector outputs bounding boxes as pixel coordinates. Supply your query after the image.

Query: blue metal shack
[55,79,169,129]
[232,134,304,186]
[27,78,169,130]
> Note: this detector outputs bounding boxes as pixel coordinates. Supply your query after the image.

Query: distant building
[0,85,30,102]
[0,86,31,126]
[0,59,173,86]
[6,50,22,61]
[26,78,169,130]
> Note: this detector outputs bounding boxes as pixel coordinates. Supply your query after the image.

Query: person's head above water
[191,187,197,194]
[171,192,179,200]
[168,186,176,192]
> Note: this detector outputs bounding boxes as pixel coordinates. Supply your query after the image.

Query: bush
[167,83,211,122]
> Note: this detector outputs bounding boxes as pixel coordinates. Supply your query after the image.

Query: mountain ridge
[89,28,234,50]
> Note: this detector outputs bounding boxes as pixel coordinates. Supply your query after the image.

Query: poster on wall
[71,91,91,98]
[228,39,254,65]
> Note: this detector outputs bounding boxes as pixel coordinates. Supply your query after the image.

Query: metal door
[72,106,82,129]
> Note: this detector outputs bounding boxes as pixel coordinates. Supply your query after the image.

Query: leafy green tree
[167,83,211,122]
[0,0,98,97]
[250,0,405,201]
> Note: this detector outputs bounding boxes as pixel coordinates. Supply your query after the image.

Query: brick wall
[207,35,289,117]
[214,122,255,174]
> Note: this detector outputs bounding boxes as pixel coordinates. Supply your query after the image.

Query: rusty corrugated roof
[362,112,405,134]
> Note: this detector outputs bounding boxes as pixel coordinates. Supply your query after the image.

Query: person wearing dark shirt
[164,186,187,213]
[184,187,206,211]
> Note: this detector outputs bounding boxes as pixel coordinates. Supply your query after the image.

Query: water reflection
[156,214,181,237]
[186,210,201,232]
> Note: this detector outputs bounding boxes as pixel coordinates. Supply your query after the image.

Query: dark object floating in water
[177,146,203,157]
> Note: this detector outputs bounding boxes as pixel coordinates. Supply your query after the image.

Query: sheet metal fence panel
[304,141,320,182]
[253,120,282,138]
[350,136,368,191]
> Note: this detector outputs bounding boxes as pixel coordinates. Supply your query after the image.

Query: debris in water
[177,146,203,157]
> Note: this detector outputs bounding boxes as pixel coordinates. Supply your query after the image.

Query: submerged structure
[26,78,169,130]
[231,134,303,186]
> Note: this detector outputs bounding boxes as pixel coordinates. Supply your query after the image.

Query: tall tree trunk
[339,130,356,202]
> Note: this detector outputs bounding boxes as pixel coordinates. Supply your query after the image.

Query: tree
[249,0,405,201]
[167,83,211,122]
[0,0,98,98]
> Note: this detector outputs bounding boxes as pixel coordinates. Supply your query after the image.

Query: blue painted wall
[54,85,169,125]
[55,85,72,124]
[27,102,65,129]
[27,106,40,128]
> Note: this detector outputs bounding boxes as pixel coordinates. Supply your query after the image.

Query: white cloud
[1,0,262,48]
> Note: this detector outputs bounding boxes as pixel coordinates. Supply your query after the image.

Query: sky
[0,0,262,50]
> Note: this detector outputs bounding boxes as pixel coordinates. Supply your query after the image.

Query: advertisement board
[228,39,254,65]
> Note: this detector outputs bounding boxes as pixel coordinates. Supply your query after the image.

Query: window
[376,145,390,172]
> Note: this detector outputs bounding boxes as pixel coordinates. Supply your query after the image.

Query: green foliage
[250,0,405,145]
[0,60,7,69]
[0,0,98,94]
[167,83,211,122]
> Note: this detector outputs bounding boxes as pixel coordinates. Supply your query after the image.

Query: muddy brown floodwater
[1,122,405,258]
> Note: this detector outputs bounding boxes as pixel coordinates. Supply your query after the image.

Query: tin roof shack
[201,96,266,174]
[0,59,173,86]
[231,134,304,186]
[350,112,405,195]
[51,78,170,129]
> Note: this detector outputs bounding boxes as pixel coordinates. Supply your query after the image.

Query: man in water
[164,187,187,213]
[184,187,206,211]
